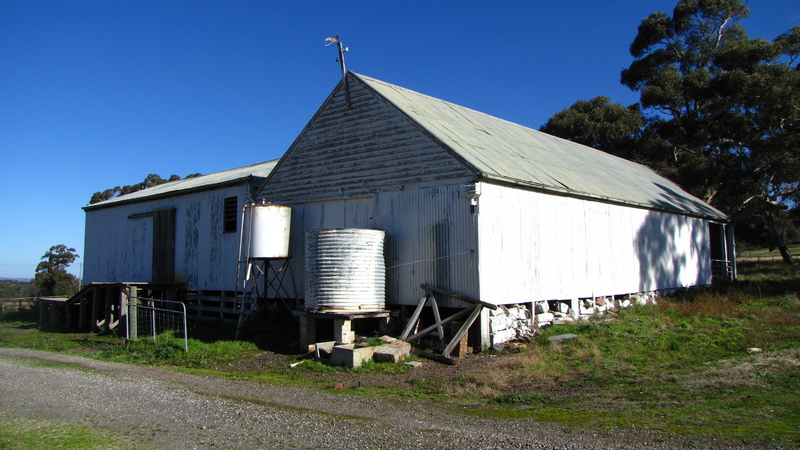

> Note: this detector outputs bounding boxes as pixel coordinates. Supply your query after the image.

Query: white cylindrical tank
[249,204,292,258]
[304,228,385,311]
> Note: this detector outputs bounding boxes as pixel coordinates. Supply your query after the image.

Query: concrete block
[333,319,355,344]
[330,344,375,368]
[373,343,410,363]
[314,341,338,362]
[379,338,411,353]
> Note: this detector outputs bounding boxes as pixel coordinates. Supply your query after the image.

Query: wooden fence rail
[0,297,38,315]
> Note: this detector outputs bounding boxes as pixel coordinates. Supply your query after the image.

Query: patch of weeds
[464,406,538,420]
[362,333,386,347]
[490,392,561,406]
[532,407,602,426]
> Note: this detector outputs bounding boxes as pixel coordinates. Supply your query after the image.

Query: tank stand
[235,257,298,339]
[292,310,390,352]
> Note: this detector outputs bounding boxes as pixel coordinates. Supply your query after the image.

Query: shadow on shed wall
[635,210,708,292]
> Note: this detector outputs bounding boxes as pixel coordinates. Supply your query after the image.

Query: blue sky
[1,1,797,280]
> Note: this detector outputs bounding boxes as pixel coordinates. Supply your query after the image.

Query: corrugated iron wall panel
[284,184,479,308]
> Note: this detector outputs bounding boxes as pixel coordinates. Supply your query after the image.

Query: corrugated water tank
[304,228,386,311]
[249,204,292,258]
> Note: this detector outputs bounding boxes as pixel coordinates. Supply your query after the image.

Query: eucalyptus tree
[620,0,799,262]
[88,172,201,204]
[34,245,80,296]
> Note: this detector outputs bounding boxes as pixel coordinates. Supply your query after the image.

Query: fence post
[128,288,139,342]
[151,300,157,343]
[38,299,45,325]
[125,297,188,352]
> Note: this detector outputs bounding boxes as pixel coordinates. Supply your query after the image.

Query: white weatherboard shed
[83,161,277,291]
[257,73,734,317]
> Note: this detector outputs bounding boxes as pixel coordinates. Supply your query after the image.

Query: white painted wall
[83,184,249,291]
[280,181,713,309]
[84,207,152,283]
[476,183,712,304]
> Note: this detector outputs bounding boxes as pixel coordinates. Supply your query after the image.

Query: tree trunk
[766,212,794,264]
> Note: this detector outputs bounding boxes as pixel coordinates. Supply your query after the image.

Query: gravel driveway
[0,348,741,449]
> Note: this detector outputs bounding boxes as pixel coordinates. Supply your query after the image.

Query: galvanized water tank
[304,228,386,311]
[249,204,292,258]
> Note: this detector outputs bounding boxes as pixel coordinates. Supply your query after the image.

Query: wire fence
[737,254,795,263]
[0,297,38,317]
[125,297,188,352]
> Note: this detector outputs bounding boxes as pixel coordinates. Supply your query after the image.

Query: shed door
[152,208,175,283]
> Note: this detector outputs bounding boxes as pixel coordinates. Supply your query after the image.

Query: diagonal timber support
[400,285,497,361]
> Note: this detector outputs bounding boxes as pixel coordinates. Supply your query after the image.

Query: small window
[223,197,238,233]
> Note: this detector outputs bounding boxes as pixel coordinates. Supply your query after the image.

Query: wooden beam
[412,348,456,365]
[420,284,497,310]
[442,305,482,358]
[400,294,429,341]
[428,294,446,350]
[405,307,472,342]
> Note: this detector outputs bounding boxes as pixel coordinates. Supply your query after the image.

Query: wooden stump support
[400,284,497,361]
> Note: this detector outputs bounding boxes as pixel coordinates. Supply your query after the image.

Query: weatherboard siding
[476,183,712,303]
[262,77,475,203]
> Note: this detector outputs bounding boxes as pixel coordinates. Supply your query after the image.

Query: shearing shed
[73,72,735,354]
[255,72,735,350]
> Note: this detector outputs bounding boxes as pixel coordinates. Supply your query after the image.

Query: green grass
[0,418,138,449]
[738,244,800,259]
[1,256,798,445]
[404,258,800,444]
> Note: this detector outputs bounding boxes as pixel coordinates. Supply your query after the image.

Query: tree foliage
[621,0,799,261]
[89,172,203,204]
[541,97,645,159]
[540,96,678,179]
[0,280,35,299]
[34,245,80,297]
[542,0,799,262]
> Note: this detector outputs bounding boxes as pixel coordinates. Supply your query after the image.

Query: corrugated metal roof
[83,160,278,210]
[354,73,728,221]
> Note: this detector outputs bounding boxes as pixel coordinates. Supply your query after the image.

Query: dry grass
[658,287,743,318]
[684,348,800,392]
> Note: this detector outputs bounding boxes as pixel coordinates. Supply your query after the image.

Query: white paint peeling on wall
[83,184,250,291]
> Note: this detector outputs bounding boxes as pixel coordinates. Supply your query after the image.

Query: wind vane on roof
[325,34,351,108]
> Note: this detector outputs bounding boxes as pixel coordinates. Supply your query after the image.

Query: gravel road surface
[0,348,741,449]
